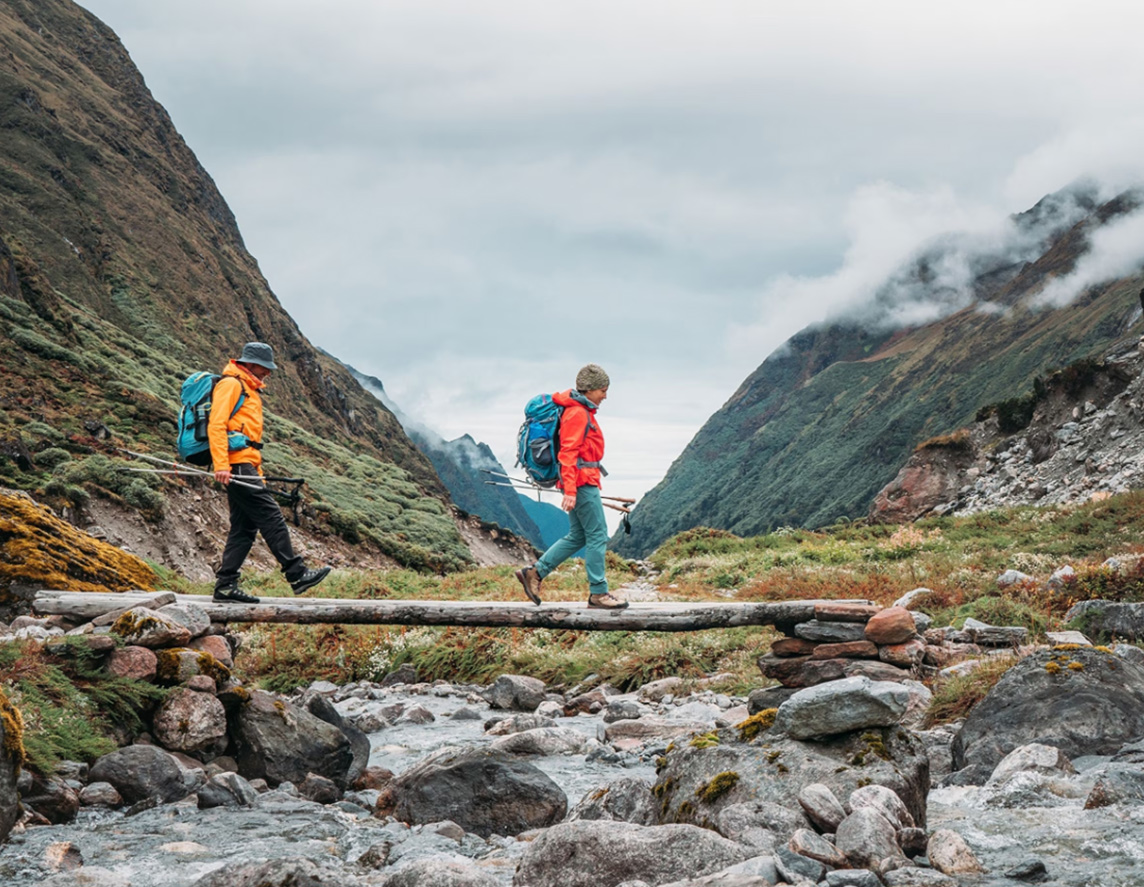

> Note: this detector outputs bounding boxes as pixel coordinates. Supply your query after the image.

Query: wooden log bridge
[31,591,877,633]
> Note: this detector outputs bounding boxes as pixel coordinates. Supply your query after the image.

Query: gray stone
[997,569,1033,587]
[849,783,915,829]
[1085,763,1144,807]
[882,869,957,886]
[384,859,501,887]
[604,716,711,743]
[746,685,798,715]
[987,742,1076,786]
[152,687,228,758]
[489,726,588,756]
[712,802,789,852]
[1066,600,1144,641]
[926,828,984,874]
[109,607,192,648]
[380,746,566,837]
[89,745,190,805]
[826,871,883,887]
[773,676,910,738]
[78,781,122,807]
[774,846,825,884]
[156,603,211,640]
[512,820,752,887]
[232,690,353,789]
[797,782,847,833]
[835,807,901,868]
[568,776,659,825]
[639,677,684,701]
[789,827,847,867]
[484,674,547,711]
[484,712,555,735]
[604,700,648,723]
[794,620,868,643]
[1004,858,1050,882]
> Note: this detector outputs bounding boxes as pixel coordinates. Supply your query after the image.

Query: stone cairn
[756,598,1031,694]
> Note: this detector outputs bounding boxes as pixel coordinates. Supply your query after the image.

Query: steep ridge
[0,0,471,571]
[617,187,1144,556]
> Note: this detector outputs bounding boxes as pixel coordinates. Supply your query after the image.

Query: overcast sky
[78,0,1144,516]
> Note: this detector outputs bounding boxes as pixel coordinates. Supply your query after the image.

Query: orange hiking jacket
[553,389,605,493]
[208,361,265,473]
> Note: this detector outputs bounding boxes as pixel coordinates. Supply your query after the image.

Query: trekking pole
[114,448,272,492]
[484,480,632,514]
[115,466,266,492]
[480,469,636,504]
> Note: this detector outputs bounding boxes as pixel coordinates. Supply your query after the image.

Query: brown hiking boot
[515,566,542,605]
[587,593,629,610]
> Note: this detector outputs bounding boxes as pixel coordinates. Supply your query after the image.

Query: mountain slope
[0,0,469,571]
[617,188,1144,556]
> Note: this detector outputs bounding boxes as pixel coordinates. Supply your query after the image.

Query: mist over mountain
[617,185,1144,557]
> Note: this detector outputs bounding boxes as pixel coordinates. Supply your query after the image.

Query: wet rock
[773,676,910,738]
[378,746,566,837]
[484,674,546,711]
[22,775,80,824]
[152,687,228,758]
[195,856,347,886]
[305,694,370,787]
[865,607,918,645]
[882,869,957,886]
[513,820,752,887]
[1084,763,1144,808]
[298,772,342,804]
[489,725,589,756]
[836,807,902,868]
[106,645,158,681]
[89,745,192,805]
[0,692,21,842]
[987,742,1076,786]
[44,841,83,871]
[1004,858,1050,882]
[746,685,797,714]
[604,716,711,743]
[950,647,1144,778]
[926,828,985,874]
[79,781,122,807]
[110,607,192,648]
[395,704,436,725]
[789,827,847,867]
[384,859,501,887]
[797,782,847,832]
[569,776,660,825]
[485,712,555,735]
[231,689,353,789]
[774,845,826,883]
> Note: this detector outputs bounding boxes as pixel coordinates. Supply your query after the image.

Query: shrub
[35,447,71,469]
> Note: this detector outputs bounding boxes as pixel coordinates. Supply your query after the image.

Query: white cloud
[1033,206,1144,308]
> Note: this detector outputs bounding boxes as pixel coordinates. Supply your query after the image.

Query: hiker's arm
[557,406,587,501]
[209,377,243,481]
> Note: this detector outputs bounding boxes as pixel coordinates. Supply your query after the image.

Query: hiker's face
[249,364,272,382]
[584,387,608,406]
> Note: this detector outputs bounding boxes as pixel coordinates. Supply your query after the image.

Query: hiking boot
[291,566,332,596]
[515,566,543,605]
[213,583,260,604]
[587,593,629,610]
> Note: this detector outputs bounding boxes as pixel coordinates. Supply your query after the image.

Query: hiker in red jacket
[515,364,628,609]
[210,342,331,603]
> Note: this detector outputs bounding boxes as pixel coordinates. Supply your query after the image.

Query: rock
[898,827,928,858]
[1065,600,1144,640]
[89,745,192,805]
[746,685,798,714]
[199,771,258,808]
[564,688,610,715]
[849,783,914,829]
[794,620,868,643]
[997,569,1033,587]
[194,857,346,887]
[1004,858,1050,882]
[568,777,659,825]
[893,588,932,609]
[826,871,884,887]
[986,742,1076,786]
[882,869,957,886]
[814,602,882,622]
[926,828,985,874]
[865,607,918,645]
[810,640,879,660]
[155,648,229,684]
[351,712,388,733]
[774,846,826,883]
[305,694,370,787]
[639,677,684,701]
[378,746,566,837]
[156,603,211,640]
[110,607,193,648]
[380,663,420,687]
[353,765,394,791]
[1084,763,1144,808]
[1115,643,1144,665]
[484,674,547,711]
[771,637,820,657]
[384,859,501,887]
[152,687,228,758]
[189,634,234,669]
[835,807,902,868]
[1047,565,1077,589]
[841,660,915,683]
[0,690,22,842]
[489,726,589,756]
[758,654,846,688]
[22,775,80,824]
[395,704,435,725]
[297,772,342,803]
[79,782,122,807]
[106,645,158,681]
[950,647,1144,778]
[773,676,910,738]
[231,689,353,789]
[797,782,847,832]
[878,638,927,669]
[714,801,800,851]
[604,700,649,722]
[44,841,83,871]
[187,675,217,693]
[604,717,711,743]
[789,827,847,867]
[512,820,752,887]
[485,712,555,735]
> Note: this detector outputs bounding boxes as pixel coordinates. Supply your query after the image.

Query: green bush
[35,447,72,469]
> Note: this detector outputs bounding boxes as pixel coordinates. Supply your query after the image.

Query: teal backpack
[176,372,248,466]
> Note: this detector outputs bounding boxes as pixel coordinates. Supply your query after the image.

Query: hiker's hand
[215,469,232,485]
[561,494,576,512]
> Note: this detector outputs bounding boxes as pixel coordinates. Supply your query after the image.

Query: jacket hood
[224,360,265,391]
[554,389,596,411]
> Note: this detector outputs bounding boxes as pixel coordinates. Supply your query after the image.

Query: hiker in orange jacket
[515,364,628,609]
[210,342,330,603]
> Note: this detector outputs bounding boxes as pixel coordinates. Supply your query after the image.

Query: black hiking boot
[291,566,332,596]
[213,583,260,604]
[515,566,542,605]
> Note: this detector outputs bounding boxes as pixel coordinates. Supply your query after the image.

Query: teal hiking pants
[535,484,608,596]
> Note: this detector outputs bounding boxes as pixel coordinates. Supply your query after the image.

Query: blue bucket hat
[238,342,277,370]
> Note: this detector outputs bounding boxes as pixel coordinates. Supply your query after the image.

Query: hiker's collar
[228,360,265,390]
[569,390,597,411]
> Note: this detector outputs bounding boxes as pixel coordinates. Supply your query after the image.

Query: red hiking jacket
[553,389,605,493]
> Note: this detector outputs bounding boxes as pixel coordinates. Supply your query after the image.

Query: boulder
[835,807,902,868]
[513,820,752,887]
[950,647,1144,779]
[1084,764,1144,808]
[772,677,911,739]
[197,771,259,809]
[879,639,927,669]
[655,723,929,838]
[189,634,234,669]
[715,800,802,852]
[155,648,230,685]
[865,607,918,645]
[384,859,501,887]
[305,694,370,787]
[849,783,914,829]
[489,726,589,756]
[106,646,158,681]
[926,829,985,874]
[568,777,659,825]
[194,857,348,887]
[110,607,192,648]
[156,603,211,640]
[797,782,847,832]
[230,689,353,789]
[485,712,555,735]
[0,689,22,842]
[152,688,228,758]
[1066,600,1144,641]
[986,743,1076,787]
[789,827,848,867]
[377,746,566,837]
[89,745,191,805]
[746,685,797,715]
[22,775,80,824]
[484,674,546,711]
[79,782,122,807]
[639,677,684,701]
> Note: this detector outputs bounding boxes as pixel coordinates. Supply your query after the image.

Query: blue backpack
[516,394,565,488]
[176,372,247,466]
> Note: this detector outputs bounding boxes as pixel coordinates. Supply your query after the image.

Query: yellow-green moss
[689,731,720,749]
[696,770,740,803]
[676,799,696,820]
[737,708,777,742]
[1053,644,1082,651]
[1045,661,1062,674]
[111,611,162,640]
[195,652,231,684]
[850,731,891,766]
[0,688,26,768]
[1068,661,1085,671]
[766,749,783,764]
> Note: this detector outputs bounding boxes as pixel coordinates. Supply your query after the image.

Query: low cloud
[1032,201,1144,308]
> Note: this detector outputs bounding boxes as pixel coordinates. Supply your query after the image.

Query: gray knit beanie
[576,363,610,391]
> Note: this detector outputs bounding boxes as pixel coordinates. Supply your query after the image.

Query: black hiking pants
[214,463,304,589]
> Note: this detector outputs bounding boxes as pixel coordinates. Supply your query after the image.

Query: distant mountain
[518,493,570,550]
[345,366,545,551]
[617,185,1144,557]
